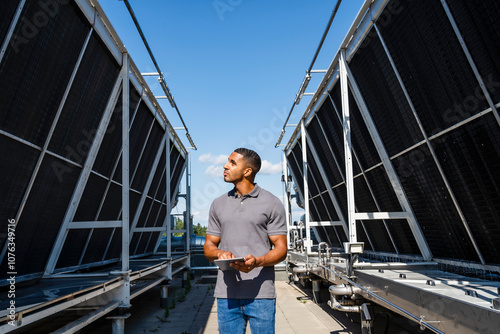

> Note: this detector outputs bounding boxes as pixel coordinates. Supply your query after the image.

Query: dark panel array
[0,1,186,279]
[287,0,500,265]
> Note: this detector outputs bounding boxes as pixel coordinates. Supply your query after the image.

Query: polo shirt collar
[229,184,261,198]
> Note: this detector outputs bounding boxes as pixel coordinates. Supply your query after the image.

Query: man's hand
[218,250,236,260]
[230,255,258,273]
[229,235,287,273]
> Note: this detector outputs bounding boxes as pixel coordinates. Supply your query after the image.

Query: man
[204,148,287,334]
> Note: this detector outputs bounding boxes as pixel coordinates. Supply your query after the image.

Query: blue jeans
[217,298,276,334]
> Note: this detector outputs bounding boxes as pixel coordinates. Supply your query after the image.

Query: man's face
[223,152,251,183]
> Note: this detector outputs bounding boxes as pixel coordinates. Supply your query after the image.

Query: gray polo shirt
[207,184,286,299]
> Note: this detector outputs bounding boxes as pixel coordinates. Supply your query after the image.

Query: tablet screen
[214,257,245,270]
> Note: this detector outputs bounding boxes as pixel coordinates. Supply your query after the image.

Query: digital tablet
[214,257,245,271]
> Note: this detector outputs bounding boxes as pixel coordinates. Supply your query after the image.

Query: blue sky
[99,0,365,226]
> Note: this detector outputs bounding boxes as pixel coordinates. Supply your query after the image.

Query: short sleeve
[267,197,287,236]
[206,200,222,237]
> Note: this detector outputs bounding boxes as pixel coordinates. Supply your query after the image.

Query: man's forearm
[204,244,223,262]
[255,246,287,267]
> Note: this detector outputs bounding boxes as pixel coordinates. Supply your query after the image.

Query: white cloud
[199,153,227,165]
[259,160,282,175]
[205,165,222,178]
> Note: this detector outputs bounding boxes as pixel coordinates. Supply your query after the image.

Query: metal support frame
[373,16,486,263]
[185,154,191,267]
[286,145,341,248]
[120,52,131,308]
[300,120,312,254]
[129,133,167,240]
[0,27,94,266]
[328,94,399,252]
[281,0,433,260]
[43,40,122,275]
[0,0,26,66]
[156,129,172,258]
[302,128,346,244]
[282,152,292,246]
[98,94,142,263]
[339,49,356,244]
[130,118,156,183]
[342,54,432,261]
[135,164,167,253]
[440,0,500,127]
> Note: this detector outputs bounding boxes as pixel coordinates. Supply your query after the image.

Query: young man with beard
[204,148,287,334]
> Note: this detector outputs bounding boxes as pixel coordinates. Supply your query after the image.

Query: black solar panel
[132,122,164,191]
[93,92,123,178]
[0,136,39,225]
[355,221,373,252]
[393,146,477,261]
[299,141,321,199]
[47,32,120,160]
[154,204,167,228]
[97,182,122,221]
[0,1,89,147]
[286,0,500,268]
[349,30,423,156]
[387,219,420,256]
[81,228,115,265]
[288,144,304,198]
[431,114,500,264]
[332,184,347,224]
[128,103,154,180]
[147,232,161,252]
[0,0,187,280]
[326,85,363,175]
[170,145,185,200]
[137,198,153,228]
[1,155,80,276]
[146,201,162,228]
[0,1,18,45]
[446,0,500,103]
[149,151,166,197]
[136,232,151,255]
[364,166,402,212]
[104,230,121,261]
[56,229,90,269]
[74,173,108,222]
[307,114,343,188]
[377,0,489,137]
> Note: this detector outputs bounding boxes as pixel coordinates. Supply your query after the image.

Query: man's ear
[244,167,253,177]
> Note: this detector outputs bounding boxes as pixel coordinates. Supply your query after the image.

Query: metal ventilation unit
[0,0,192,332]
[281,0,500,333]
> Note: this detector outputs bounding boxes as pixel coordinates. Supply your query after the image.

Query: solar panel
[286,0,500,267]
[0,0,188,281]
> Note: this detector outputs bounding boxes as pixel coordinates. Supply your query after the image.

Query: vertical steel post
[282,151,292,248]
[300,120,312,254]
[340,49,356,244]
[121,52,131,308]
[186,154,191,267]
[166,131,172,260]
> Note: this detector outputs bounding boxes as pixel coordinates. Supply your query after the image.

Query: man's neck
[234,180,255,196]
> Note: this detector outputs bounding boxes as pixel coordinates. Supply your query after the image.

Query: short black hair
[234,148,261,174]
